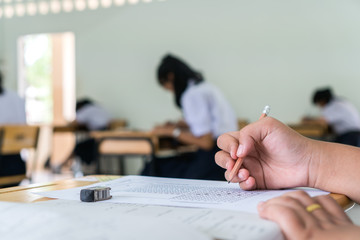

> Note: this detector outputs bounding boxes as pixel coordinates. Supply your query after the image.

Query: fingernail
[225,162,229,169]
[236,144,244,157]
[238,172,244,180]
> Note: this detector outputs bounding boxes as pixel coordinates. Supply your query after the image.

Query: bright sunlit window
[18,32,76,125]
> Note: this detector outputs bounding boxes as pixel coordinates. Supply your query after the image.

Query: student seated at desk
[0,70,27,186]
[75,98,112,132]
[215,117,360,239]
[303,87,360,147]
[142,54,237,181]
[54,98,112,174]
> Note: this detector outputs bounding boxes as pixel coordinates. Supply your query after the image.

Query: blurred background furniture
[0,125,40,187]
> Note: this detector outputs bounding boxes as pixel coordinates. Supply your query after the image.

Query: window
[18,32,76,125]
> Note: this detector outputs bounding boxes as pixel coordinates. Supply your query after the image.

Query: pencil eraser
[80,186,112,202]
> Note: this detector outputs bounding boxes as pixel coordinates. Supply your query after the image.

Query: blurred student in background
[142,54,237,180]
[303,87,360,147]
[0,71,26,125]
[75,98,112,132]
[0,70,27,185]
[53,98,112,174]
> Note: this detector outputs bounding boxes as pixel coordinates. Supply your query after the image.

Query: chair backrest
[0,125,40,154]
[0,125,40,187]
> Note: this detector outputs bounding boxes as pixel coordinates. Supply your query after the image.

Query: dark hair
[312,88,334,105]
[0,70,3,95]
[76,98,93,112]
[157,54,203,108]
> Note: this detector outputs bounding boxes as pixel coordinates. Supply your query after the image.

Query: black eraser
[80,187,112,202]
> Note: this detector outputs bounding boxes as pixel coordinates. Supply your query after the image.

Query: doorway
[17,32,76,176]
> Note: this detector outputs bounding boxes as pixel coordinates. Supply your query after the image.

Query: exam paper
[36,175,328,214]
[0,201,211,240]
[0,199,284,240]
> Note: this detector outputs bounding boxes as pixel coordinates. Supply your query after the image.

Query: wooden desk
[53,125,88,133]
[91,130,198,157]
[288,123,329,139]
[91,130,198,175]
[53,119,127,133]
[0,175,119,203]
[0,175,353,211]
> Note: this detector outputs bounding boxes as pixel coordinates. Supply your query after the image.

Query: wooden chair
[0,125,40,187]
[97,136,155,175]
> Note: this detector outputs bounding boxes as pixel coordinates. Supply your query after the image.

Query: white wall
[1,0,360,128]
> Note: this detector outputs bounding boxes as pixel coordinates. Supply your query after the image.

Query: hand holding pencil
[227,105,270,183]
[216,110,314,190]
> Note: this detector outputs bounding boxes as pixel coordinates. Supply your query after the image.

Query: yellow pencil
[228,105,270,183]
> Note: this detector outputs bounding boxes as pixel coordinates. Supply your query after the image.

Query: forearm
[310,140,360,203]
[177,132,214,151]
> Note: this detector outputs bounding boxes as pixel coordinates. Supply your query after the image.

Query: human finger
[235,117,295,158]
[281,191,332,224]
[215,150,235,170]
[215,151,247,183]
[264,193,320,228]
[257,200,307,238]
[223,166,250,183]
[314,195,352,224]
[217,132,240,159]
[235,120,266,158]
[237,168,250,182]
[239,176,257,190]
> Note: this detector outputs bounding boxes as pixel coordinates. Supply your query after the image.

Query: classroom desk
[0,175,359,230]
[52,124,92,144]
[288,123,330,139]
[0,175,353,208]
[0,175,119,203]
[91,130,198,157]
[53,125,88,133]
[91,130,198,175]
[53,119,127,132]
[1,176,359,239]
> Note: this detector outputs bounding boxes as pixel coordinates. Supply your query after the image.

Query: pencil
[227,105,270,183]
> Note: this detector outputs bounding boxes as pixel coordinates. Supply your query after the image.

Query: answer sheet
[36,175,328,213]
[0,201,212,240]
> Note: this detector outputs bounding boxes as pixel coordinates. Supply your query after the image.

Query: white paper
[0,201,211,240]
[0,199,284,240]
[36,175,328,213]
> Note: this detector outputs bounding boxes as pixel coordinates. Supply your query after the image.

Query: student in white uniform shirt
[54,98,112,174]
[143,54,237,180]
[75,98,112,131]
[0,70,27,185]
[0,91,26,124]
[307,87,360,146]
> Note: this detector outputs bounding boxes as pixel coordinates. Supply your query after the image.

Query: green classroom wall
[1,0,360,129]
